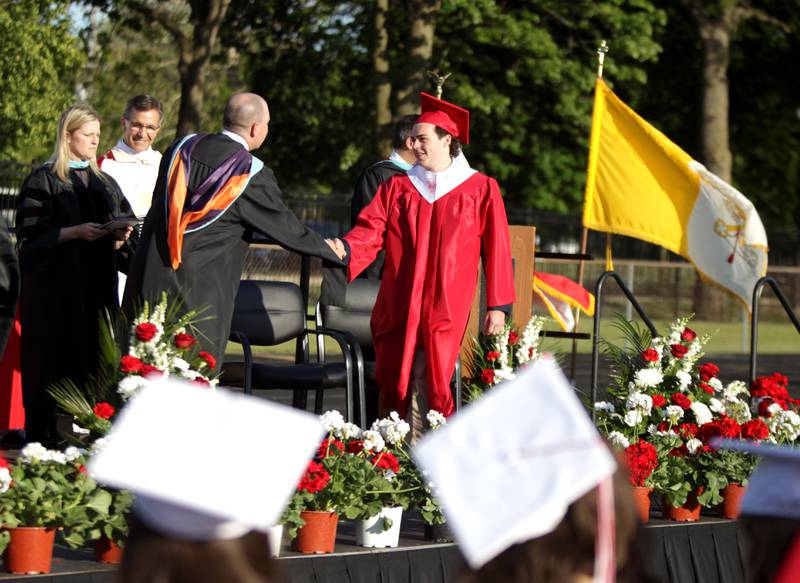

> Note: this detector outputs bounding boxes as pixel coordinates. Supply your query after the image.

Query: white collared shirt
[221,129,250,151]
[407,152,476,203]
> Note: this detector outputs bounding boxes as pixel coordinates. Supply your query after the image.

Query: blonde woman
[16,105,135,444]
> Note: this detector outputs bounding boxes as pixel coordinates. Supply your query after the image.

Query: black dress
[16,165,134,441]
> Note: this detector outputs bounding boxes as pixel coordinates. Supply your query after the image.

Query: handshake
[325,237,347,261]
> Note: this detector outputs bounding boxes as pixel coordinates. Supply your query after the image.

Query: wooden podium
[460,225,536,377]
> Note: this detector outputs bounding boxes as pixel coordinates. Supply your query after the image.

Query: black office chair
[221,280,364,423]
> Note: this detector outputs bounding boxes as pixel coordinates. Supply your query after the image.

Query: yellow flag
[582,79,768,311]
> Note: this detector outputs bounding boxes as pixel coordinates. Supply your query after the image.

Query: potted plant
[622,439,658,522]
[0,445,109,574]
[86,486,134,564]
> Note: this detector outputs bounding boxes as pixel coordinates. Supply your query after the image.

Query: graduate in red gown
[341,93,515,423]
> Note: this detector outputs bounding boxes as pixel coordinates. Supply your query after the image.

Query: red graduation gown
[343,172,515,417]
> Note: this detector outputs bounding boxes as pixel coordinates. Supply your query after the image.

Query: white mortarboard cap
[414,357,616,570]
[713,439,800,519]
[89,378,325,540]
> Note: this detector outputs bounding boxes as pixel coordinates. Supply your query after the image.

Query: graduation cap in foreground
[413,357,617,576]
[89,379,325,541]
[417,92,470,144]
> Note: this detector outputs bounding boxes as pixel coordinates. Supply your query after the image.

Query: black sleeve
[238,167,345,265]
[0,216,19,358]
[350,167,386,229]
[107,177,138,273]
[15,168,60,272]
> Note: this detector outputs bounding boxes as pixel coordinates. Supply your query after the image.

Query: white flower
[626,392,653,416]
[19,442,48,463]
[708,377,724,394]
[118,375,149,401]
[372,412,410,445]
[624,410,644,427]
[172,358,190,371]
[0,467,11,494]
[709,398,725,413]
[320,410,345,433]
[690,402,713,426]
[336,422,362,440]
[90,436,111,458]
[634,368,663,389]
[64,446,84,462]
[725,400,752,424]
[722,380,747,400]
[46,451,67,465]
[665,405,685,423]
[686,438,703,454]
[426,410,447,429]
[768,409,800,443]
[607,431,630,450]
[362,430,385,452]
[675,370,692,390]
[594,401,616,414]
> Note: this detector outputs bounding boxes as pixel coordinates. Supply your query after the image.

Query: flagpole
[570,40,609,382]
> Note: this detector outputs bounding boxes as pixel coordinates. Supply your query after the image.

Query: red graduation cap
[417,92,470,144]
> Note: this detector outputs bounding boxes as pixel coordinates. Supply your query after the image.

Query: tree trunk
[395,0,442,115]
[697,21,732,182]
[373,0,392,156]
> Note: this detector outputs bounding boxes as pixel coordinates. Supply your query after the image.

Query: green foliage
[712,450,757,486]
[601,314,653,392]
[0,0,84,160]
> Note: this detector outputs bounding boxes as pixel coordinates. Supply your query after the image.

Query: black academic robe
[122,133,344,364]
[16,165,134,440]
[0,216,19,358]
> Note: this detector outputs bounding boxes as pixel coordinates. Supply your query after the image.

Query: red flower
[192,378,210,387]
[135,322,158,342]
[174,333,197,349]
[346,440,365,454]
[508,331,519,345]
[624,439,658,487]
[699,362,720,382]
[651,394,667,408]
[481,368,495,384]
[741,419,770,441]
[120,355,143,374]
[199,351,217,370]
[752,375,793,410]
[678,423,698,439]
[669,446,688,457]
[680,327,697,342]
[771,372,789,387]
[78,465,86,474]
[657,421,670,432]
[670,392,692,410]
[718,415,742,438]
[486,351,500,362]
[317,438,344,459]
[298,460,330,494]
[373,451,400,474]
[641,348,659,362]
[670,344,688,359]
[140,364,162,378]
[699,382,714,395]
[0,456,8,469]
[92,402,115,420]
[758,399,780,417]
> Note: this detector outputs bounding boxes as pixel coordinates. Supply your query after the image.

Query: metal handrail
[749,276,800,382]
[590,271,659,418]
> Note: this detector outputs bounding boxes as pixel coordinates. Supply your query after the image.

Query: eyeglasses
[126,120,160,133]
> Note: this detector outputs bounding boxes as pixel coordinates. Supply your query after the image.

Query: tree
[395,0,442,116]
[0,0,84,160]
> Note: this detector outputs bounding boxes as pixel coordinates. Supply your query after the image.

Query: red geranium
[174,333,197,349]
[758,399,779,417]
[140,364,162,378]
[651,394,667,408]
[624,439,658,487]
[699,362,720,381]
[670,344,689,359]
[486,351,500,362]
[481,368,495,384]
[135,322,158,342]
[346,440,365,454]
[508,332,519,345]
[92,402,115,420]
[678,422,698,439]
[641,348,659,362]
[120,355,143,374]
[741,419,770,441]
[680,327,697,342]
[298,461,330,494]
[697,415,741,442]
[373,451,400,474]
[751,373,797,410]
[317,438,344,459]
[699,382,714,395]
[670,392,692,410]
[198,351,217,370]
[657,421,670,432]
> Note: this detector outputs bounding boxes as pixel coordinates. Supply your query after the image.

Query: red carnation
[699,382,715,395]
[670,344,689,359]
[317,438,344,459]
[651,394,667,408]
[298,460,330,494]
[481,368,495,384]
[699,362,720,382]
[199,351,217,370]
[92,402,115,420]
[135,322,158,342]
[641,348,659,362]
[174,333,197,349]
[140,364,162,378]
[741,419,770,441]
[373,451,400,474]
[624,439,658,487]
[120,355,143,374]
[670,392,692,410]
[486,351,500,362]
[508,331,519,345]
[680,327,697,342]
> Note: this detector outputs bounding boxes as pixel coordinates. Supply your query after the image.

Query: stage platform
[0,513,744,583]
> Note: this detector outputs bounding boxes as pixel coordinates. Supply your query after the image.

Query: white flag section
[687,162,769,310]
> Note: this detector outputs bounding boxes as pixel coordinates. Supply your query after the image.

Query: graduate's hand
[325,238,347,260]
[112,225,134,242]
[483,310,506,336]
[62,222,106,242]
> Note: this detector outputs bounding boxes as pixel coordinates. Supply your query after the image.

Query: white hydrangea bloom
[675,370,692,390]
[19,442,49,463]
[362,430,385,452]
[118,375,149,401]
[665,405,685,423]
[426,410,447,429]
[709,397,725,414]
[607,431,630,450]
[691,401,713,426]
[320,410,345,433]
[624,410,644,427]
[634,368,664,389]
[594,401,616,414]
[626,392,653,416]
[686,438,704,454]
[336,422,362,440]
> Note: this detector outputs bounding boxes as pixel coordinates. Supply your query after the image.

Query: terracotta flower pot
[720,483,746,519]
[630,486,652,523]
[2,526,56,574]
[662,488,703,522]
[94,535,124,564]
[292,511,338,554]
